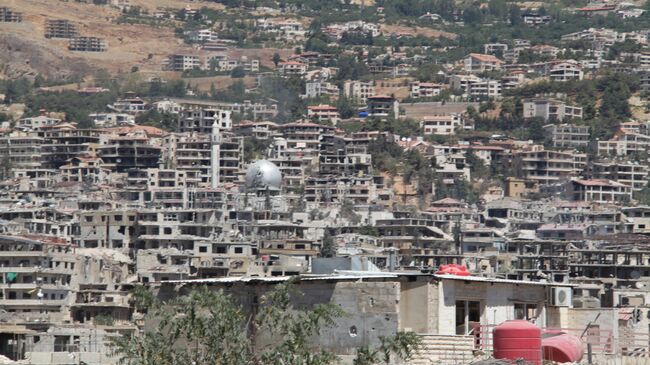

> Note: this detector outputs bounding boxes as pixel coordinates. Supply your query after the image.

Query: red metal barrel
[493,320,542,365]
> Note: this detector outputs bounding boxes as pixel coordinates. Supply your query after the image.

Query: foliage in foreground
[111,281,421,365]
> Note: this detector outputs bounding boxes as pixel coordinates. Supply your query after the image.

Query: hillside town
[3,0,650,364]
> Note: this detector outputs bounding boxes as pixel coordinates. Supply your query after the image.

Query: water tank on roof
[542,333,584,363]
[493,320,542,365]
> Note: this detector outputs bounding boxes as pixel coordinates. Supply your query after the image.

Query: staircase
[409,334,476,365]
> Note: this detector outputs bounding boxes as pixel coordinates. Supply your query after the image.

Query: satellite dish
[630,270,641,280]
[636,281,645,289]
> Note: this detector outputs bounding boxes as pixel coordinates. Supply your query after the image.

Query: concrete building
[343,80,375,104]
[0,7,22,22]
[179,108,232,134]
[515,149,587,186]
[409,82,443,99]
[543,124,590,148]
[549,62,583,82]
[463,53,503,73]
[366,95,399,119]
[278,61,307,76]
[307,105,340,125]
[304,81,339,99]
[45,19,78,38]
[166,54,201,71]
[524,99,583,121]
[422,114,463,135]
[570,179,632,203]
[68,37,107,52]
[588,161,649,191]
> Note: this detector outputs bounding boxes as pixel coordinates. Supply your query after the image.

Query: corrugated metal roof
[434,274,575,286]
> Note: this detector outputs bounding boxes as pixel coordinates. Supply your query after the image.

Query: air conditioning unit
[550,287,572,307]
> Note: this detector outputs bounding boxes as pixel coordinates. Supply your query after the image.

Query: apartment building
[570,179,632,203]
[45,19,78,38]
[96,135,161,172]
[68,37,107,52]
[307,105,341,125]
[409,82,443,99]
[178,109,232,134]
[0,7,22,22]
[0,132,44,169]
[598,130,650,156]
[343,80,375,104]
[278,61,307,76]
[366,95,399,118]
[166,54,201,71]
[549,62,583,81]
[421,114,463,135]
[304,81,340,99]
[523,99,583,121]
[40,126,102,168]
[588,161,649,191]
[17,116,62,131]
[463,53,503,73]
[514,149,587,186]
[543,124,590,148]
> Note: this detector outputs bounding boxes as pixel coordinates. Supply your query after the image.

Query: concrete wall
[436,279,547,335]
[399,280,429,333]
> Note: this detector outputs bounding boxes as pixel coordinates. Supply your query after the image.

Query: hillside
[0,0,221,80]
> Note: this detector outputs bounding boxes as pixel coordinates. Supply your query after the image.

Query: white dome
[245,160,282,190]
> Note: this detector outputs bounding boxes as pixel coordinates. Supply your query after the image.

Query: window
[514,303,537,321]
[85,216,93,222]
[164,228,172,235]
[456,300,481,335]
[114,215,122,221]
[234,247,243,254]
[199,246,208,253]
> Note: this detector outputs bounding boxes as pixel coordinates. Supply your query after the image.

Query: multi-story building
[569,179,632,203]
[343,80,375,104]
[462,53,503,73]
[421,114,463,135]
[40,126,102,168]
[409,82,443,99]
[96,133,161,173]
[68,37,107,52]
[307,105,340,125]
[543,124,590,148]
[514,149,587,186]
[17,116,62,131]
[278,61,307,76]
[366,95,399,119]
[523,99,583,121]
[0,7,22,22]
[0,132,44,169]
[304,82,340,99]
[549,62,583,82]
[179,109,232,134]
[598,130,650,156]
[45,19,78,38]
[588,161,649,191]
[166,54,201,71]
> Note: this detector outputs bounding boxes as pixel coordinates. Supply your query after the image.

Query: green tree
[320,230,337,257]
[273,52,282,67]
[112,282,420,365]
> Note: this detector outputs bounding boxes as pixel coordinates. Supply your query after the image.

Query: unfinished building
[68,37,107,52]
[45,19,79,39]
[0,7,22,22]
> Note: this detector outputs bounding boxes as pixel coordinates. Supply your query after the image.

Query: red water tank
[493,320,542,365]
[542,333,584,363]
